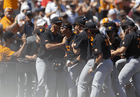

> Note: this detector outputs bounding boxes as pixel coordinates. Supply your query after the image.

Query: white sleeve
[45,3,51,13]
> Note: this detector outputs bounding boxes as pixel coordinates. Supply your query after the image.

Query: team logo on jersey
[109,26,112,29]
[94,48,98,52]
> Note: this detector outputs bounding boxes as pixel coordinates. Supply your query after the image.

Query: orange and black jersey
[92,33,111,59]
[121,31,140,58]
[73,31,88,61]
[37,29,65,60]
[87,36,94,60]
[0,45,15,62]
[65,33,78,60]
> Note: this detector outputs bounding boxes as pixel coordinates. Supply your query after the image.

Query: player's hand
[89,68,94,74]
[62,36,67,44]
[22,33,26,43]
[32,54,37,60]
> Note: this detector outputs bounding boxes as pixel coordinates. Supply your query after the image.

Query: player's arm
[89,53,103,73]
[111,46,127,56]
[66,54,81,67]
[45,36,67,50]
[12,34,27,57]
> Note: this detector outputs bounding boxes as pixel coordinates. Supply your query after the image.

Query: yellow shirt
[0,16,18,34]
[3,0,18,9]
[0,45,15,62]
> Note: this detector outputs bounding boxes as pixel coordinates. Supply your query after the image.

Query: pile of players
[34,15,140,97]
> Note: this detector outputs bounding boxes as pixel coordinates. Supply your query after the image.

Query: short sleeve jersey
[37,29,65,60]
[65,33,78,60]
[0,45,15,62]
[121,31,139,57]
[45,2,66,16]
[73,31,88,60]
[92,33,111,59]
[0,16,18,34]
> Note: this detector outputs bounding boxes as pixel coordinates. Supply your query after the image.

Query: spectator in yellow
[0,31,26,62]
[3,0,18,10]
[0,7,24,34]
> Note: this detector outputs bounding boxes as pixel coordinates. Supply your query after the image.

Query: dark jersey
[37,29,65,60]
[121,31,139,58]
[110,36,121,64]
[22,41,39,57]
[73,31,88,61]
[92,33,111,59]
[87,36,94,60]
[65,33,78,60]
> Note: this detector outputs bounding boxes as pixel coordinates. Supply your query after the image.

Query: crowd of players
[1,0,140,97]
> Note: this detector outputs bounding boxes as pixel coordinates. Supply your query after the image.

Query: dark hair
[91,29,100,35]
[63,21,72,31]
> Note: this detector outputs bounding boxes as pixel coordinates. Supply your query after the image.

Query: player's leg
[115,58,127,72]
[111,65,127,97]
[77,59,95,97]
[45,60,57,97]
[90,59,115,97]
[56,70,67,97]
[66,60,86,97]
[35,57,47,97]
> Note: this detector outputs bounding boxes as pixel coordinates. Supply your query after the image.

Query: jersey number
[66,46,71,51]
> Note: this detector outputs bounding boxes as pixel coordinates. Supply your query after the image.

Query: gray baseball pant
[115,58,127,72]
[118,56,140,97]
[90,59,115,97]
[111,65,127,97]
[36,57,66,97]
[77,59,95,97]
[66,60,86,97]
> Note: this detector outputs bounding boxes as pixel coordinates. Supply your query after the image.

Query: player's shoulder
[94,33,106,40]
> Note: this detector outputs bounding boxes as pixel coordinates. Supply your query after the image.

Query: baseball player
[35,17,66,97]
[88,23,116,97]
[111,19,140,97]
[63,16,88,97]
[77,22,95,97]
[105,26,127,97]
[60,21,85,97]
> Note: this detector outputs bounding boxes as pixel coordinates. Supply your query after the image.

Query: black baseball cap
[51,17,62,24]
[84,22,96,30]
[105,21,117,28]
[73,16,87,25]
[121,19,135,27]
[3,31,17,41]
[106,26,115,32]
